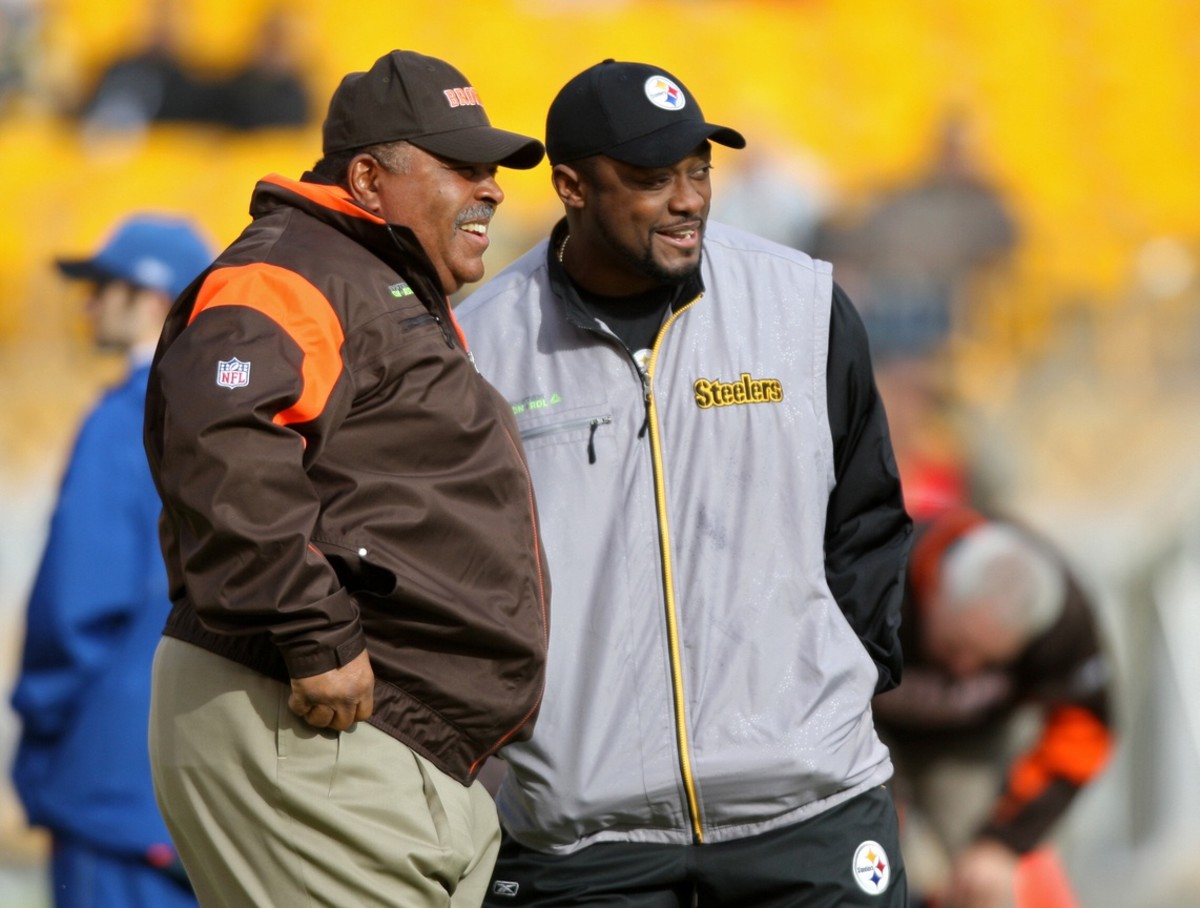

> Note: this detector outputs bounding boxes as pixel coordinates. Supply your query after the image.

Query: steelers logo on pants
[852,840,891,895]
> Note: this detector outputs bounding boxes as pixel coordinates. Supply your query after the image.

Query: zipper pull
[586,416,612,464]
[430,313,454,348]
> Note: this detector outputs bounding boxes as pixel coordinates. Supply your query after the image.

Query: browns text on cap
[546,59,745,168]
[322,49,544,169]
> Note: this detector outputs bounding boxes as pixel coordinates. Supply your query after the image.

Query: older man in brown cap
[145,50,550,907]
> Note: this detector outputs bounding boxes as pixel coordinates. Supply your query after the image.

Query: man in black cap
[144,50,550,907]
[457,59,912,906]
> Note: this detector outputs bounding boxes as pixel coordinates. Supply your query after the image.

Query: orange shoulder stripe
[1002,705,1114,815]
[191,263,345,426]
[261,173,385,225]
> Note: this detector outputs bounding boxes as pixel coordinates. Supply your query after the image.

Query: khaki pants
[884,708,1041,894]
[149,637,500,908]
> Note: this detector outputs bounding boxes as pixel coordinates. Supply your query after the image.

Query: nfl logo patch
[216,357,251,389]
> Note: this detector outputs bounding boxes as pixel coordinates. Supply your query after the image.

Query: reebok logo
[511,392,562,415]
[491,879,519,897]
[693,372,783,409]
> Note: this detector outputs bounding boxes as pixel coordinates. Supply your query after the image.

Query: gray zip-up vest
[458,221,892,853]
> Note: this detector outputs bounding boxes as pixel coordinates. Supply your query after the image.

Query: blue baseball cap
[56,214,213,300]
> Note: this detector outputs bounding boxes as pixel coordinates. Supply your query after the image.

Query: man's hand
[944,839,1019,908]
[287,648,374,732]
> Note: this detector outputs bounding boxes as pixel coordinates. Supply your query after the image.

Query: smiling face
[349,142,504,294]
[555,143,713,296]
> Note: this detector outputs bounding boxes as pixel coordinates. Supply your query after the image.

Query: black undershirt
[572,281,676,357]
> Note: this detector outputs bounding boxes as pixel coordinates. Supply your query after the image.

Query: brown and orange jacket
[872,508,1113,853]
[144,173,549,784]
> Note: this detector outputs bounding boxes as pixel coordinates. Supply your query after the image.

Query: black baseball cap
[546,59,746,168]
[322,50,545,169]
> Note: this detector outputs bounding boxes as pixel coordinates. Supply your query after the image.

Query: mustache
[455,204,496,228]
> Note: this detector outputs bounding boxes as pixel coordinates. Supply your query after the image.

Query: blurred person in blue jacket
[10,213,212,908]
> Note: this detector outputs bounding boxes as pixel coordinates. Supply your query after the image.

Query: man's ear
[347,154,384,214]
[551,164,586,210]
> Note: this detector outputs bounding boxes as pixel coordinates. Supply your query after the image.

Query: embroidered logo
[443,86,482,108]
[511,392,562,416]
[491,880,519,897]
[645,75,685,111]
[852,840,891,896]
[216,357,251,390]
[693,373,783,409]
[388,281,414,298]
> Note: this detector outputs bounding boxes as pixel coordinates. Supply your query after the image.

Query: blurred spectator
[10,214,212,908]
[78,0,217,132]
[873,355,974,523]
[210,8,311,130]
[75,0,217,132]
[815,112,1017,362]
[873,507,1115,908]
[78,3,312,134]
[708,132,832,250]
[0,0,36,114]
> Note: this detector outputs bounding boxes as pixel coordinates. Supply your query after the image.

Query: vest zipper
[645,291,706,844]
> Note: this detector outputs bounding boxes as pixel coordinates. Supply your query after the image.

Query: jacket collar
[250,173,447,304]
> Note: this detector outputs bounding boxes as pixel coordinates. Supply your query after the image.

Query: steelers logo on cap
[852,840,891,896]
[644,75,686,111]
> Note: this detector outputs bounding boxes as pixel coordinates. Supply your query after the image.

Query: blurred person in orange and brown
[873,507,1115,908]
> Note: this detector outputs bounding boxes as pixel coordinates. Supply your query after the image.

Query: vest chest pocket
[518,411,614,464]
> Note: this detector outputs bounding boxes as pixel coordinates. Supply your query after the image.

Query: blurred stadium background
[1,1,1199,905]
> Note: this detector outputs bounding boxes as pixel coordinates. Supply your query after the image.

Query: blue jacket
[11,361,177,860]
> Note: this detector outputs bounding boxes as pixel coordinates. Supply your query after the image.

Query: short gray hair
[311,140,413,186]
[940,524,1067,639]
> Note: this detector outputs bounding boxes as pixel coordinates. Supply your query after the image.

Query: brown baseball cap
[322,50,545,169]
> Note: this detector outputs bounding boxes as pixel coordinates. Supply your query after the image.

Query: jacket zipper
[400,312,439,331]
[645,292,706,844]
[385,224,456,348]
